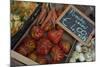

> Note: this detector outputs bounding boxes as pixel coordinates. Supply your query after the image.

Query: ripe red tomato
[50,45,65,63]
[36,38,53,55]
[58,41,71,54]
[48,29,63,44]
[31,26,44,40]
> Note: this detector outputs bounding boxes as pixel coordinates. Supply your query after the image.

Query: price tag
[57,5,95,44]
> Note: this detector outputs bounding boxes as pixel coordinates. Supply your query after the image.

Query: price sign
[57,5,95,44]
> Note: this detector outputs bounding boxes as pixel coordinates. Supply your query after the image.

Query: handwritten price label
[57,5,94,44]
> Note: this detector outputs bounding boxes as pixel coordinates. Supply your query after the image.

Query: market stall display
[11,1,95,66]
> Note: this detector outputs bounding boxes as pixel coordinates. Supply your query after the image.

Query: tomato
[31,26,44,40]
[58,41,71,54]
[36,38,53,55]
[48,29,63,44]
[16,36,36,56]
[37,55,47,64]
[50,46,65,63]
[16,45,30,56]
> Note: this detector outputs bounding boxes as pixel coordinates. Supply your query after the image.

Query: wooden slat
[11,50,38,65]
